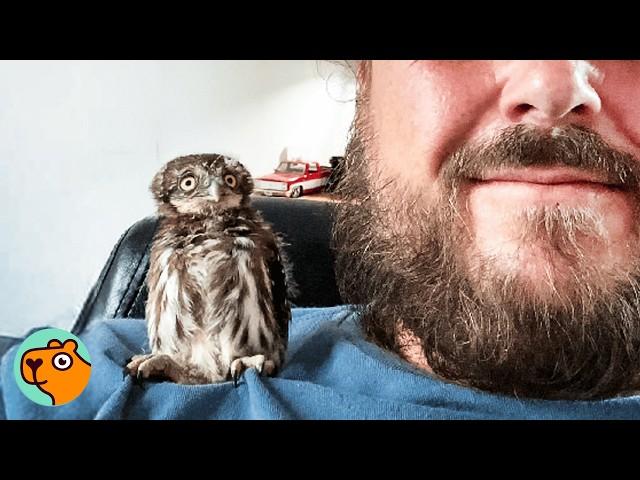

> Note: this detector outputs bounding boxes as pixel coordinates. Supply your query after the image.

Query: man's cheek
[370,88,464,186]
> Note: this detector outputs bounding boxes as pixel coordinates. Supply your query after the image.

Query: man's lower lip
[470,180,622,198]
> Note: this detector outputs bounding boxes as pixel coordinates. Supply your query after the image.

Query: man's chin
[468,245,587,299]
[466,244,620,307]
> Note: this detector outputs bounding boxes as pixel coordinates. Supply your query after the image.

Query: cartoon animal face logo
[20,339,91,406]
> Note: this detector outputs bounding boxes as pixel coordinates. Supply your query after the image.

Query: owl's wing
[266,239,291,344]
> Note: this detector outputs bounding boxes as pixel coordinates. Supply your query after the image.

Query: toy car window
[276,162,305,173]
[309,164,318,172]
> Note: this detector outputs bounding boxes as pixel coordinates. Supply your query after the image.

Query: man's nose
[498,60,602,126]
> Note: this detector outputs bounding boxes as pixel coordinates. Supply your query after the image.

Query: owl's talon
[134,371,146,389]
[122,357,133,380]
[230,355,268,386]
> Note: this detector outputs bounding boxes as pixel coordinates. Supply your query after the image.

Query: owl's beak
[207,181,220,202]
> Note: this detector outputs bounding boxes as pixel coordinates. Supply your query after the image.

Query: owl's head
[151,154,254,217]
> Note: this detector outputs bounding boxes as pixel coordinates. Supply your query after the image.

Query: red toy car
[253,160,333,198]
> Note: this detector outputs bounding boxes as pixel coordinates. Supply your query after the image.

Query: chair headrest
[73,196,343,334]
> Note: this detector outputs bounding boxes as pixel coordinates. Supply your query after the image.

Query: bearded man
[334,60,640,403]
[4,60,640,419]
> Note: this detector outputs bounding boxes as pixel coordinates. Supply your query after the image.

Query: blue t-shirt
[2,306,640,419]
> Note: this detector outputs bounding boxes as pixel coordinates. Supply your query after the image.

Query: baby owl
[125,154,293,386]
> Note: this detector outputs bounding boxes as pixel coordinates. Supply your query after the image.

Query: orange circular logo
[14,328,92,406]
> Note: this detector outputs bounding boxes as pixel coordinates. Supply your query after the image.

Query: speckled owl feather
[125,154,294,385]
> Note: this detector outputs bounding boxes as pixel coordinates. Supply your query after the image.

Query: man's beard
[333,97,640,400]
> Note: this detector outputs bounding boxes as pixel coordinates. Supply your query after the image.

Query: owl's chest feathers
[148,217,276,367]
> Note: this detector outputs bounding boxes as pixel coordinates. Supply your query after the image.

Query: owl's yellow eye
[180,175,197,192]
[224,174,237,189]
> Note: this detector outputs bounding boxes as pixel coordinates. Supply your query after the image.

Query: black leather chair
[0,197,342,357]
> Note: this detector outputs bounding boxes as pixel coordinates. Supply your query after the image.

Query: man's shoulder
[287,305,365,360]
[290,305,357,337]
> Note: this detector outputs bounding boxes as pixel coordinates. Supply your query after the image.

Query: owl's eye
[52,352,73,371]
[179,175,197,192]
[224,174,238,189]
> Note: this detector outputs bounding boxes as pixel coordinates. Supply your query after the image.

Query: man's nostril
[571,104,587,115]
[26,358,43,371]
[514,104,534,116]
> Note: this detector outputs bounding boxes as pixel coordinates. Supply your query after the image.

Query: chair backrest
[72,196,343,335]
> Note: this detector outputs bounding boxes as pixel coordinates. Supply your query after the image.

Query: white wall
[0,60,356,337]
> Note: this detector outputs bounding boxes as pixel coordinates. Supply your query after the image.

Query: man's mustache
[441,124,640,192]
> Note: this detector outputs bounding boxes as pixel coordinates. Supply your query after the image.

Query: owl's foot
[125,353,184,383]
[229,354,277,387]
[123,354,153,387]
